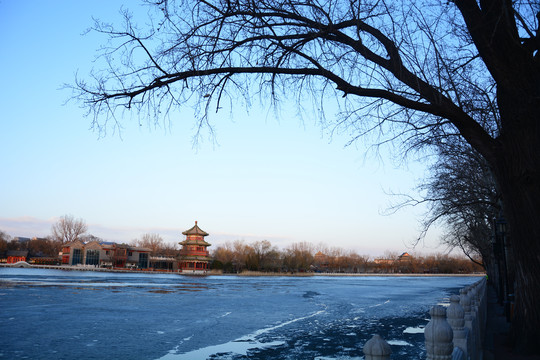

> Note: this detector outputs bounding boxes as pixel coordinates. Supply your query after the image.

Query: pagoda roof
[182,221,209,236]
[179,238,211,246]
[179,255,211,261]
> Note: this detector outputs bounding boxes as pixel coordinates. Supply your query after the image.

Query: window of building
[138,253,148,269]
[85,249,100,266]
[72,249,82,265]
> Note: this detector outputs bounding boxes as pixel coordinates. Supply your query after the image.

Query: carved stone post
[470,283,482,360]
[460,287,473,359]
[363,334,392,360]
[477,279,487,341]
[447,294,467,359]
[425,305,453,360]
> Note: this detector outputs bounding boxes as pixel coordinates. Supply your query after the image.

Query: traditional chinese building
[6,250,28,264]
[178,221,211,272]
[313,251,329,271]
[61,240,150,269]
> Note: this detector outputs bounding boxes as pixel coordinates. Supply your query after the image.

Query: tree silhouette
[74,0,540,352]
[50,215,88,244]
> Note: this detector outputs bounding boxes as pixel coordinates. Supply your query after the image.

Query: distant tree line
[1,216,483,274]
[0,230,61,259]
[210,240,483,274]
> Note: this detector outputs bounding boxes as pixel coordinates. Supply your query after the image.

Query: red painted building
[6,250,28,264]
[178,221,211,272]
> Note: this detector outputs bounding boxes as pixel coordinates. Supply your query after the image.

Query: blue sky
[0,0,446,256]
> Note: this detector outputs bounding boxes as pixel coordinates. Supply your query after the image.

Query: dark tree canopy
[74,0,540,353]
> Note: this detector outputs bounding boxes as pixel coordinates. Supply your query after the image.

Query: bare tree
[282,241,314,272]
[132,233,164,254]
[0,230,11,255]
[80,234,103,243]
[74,0,540,351]
[28,238,61,258]
[427,142,498,268]
[248,240,279,271]
[398,139,499,272]
[50,215,88,244]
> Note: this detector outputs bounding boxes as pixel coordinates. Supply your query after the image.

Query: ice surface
[0,268,480,360]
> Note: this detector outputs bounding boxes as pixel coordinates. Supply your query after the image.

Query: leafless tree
[282,241,314,271]
[426,142,499,268]
[74,0,540,351]
[0,230,11,255]
[28,238,61,258]
[50,215,88,244]
[246,240,280,271]
[80,234,103,243]
[397,139,499,271]
[131,233,164,254]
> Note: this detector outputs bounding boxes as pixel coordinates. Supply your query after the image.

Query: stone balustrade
[362,277,487,360]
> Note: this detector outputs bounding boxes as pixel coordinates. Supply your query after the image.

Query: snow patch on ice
[158,339,285,359]
[403,326,425,334]
[157,308,326,359]
[314,357,363,360]
[387,340,412,346]
[370,299,390,307]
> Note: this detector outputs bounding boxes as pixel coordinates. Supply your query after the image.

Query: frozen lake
[0,268,481,359]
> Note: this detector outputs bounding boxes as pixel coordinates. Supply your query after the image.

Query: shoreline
[0,263,484,277]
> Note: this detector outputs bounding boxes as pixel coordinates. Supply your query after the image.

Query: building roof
[131,247,151,252]
[7,250,29,257]
[179,255,211,261]
[64,239,85,248]
[182,221,209,237]
[179,238,211,246]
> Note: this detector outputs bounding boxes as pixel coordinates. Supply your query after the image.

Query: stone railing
[363,277,487,360]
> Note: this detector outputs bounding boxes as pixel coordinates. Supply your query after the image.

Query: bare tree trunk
[494,126,540,353]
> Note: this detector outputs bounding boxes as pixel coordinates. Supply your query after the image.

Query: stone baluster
[461,287,473,332]
[470,283,478,318]
[475,280,485,359]
[425,305,454,360]
[363,334,392,360]
[478,279,487,341]
[471,284,482,360]
[460,287,473,358]
[447,294,467,360]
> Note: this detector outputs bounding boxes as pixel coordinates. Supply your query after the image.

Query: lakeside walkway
[483,285,540,360]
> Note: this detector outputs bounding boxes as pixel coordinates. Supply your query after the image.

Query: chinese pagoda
[178,221,211,272]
